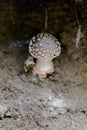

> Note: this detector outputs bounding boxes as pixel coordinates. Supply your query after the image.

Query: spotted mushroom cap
[29,33,61,60]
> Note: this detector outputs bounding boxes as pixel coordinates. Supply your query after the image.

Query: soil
[0,42,87,130]
[0,0,87,130]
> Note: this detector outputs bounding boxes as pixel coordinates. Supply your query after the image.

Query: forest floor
[0,42,87,130]
[0,0,87,129]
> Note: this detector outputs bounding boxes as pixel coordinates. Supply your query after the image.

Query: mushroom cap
[29,33,61,60]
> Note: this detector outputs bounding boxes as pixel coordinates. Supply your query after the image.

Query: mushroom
[25,33,61,78]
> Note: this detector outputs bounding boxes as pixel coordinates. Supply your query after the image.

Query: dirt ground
[0,42,87,130]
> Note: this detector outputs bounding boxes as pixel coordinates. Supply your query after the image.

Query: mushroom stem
[33,59,54,78]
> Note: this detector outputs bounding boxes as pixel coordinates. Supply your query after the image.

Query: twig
[44,9,48,31]
[74,1,82,48]
[75,24,82,48]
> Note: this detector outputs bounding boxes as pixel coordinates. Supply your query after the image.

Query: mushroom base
[33,59,54,78]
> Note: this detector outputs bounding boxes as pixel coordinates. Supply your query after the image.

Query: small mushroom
[24,55,35,72]
[26,33,61,78]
